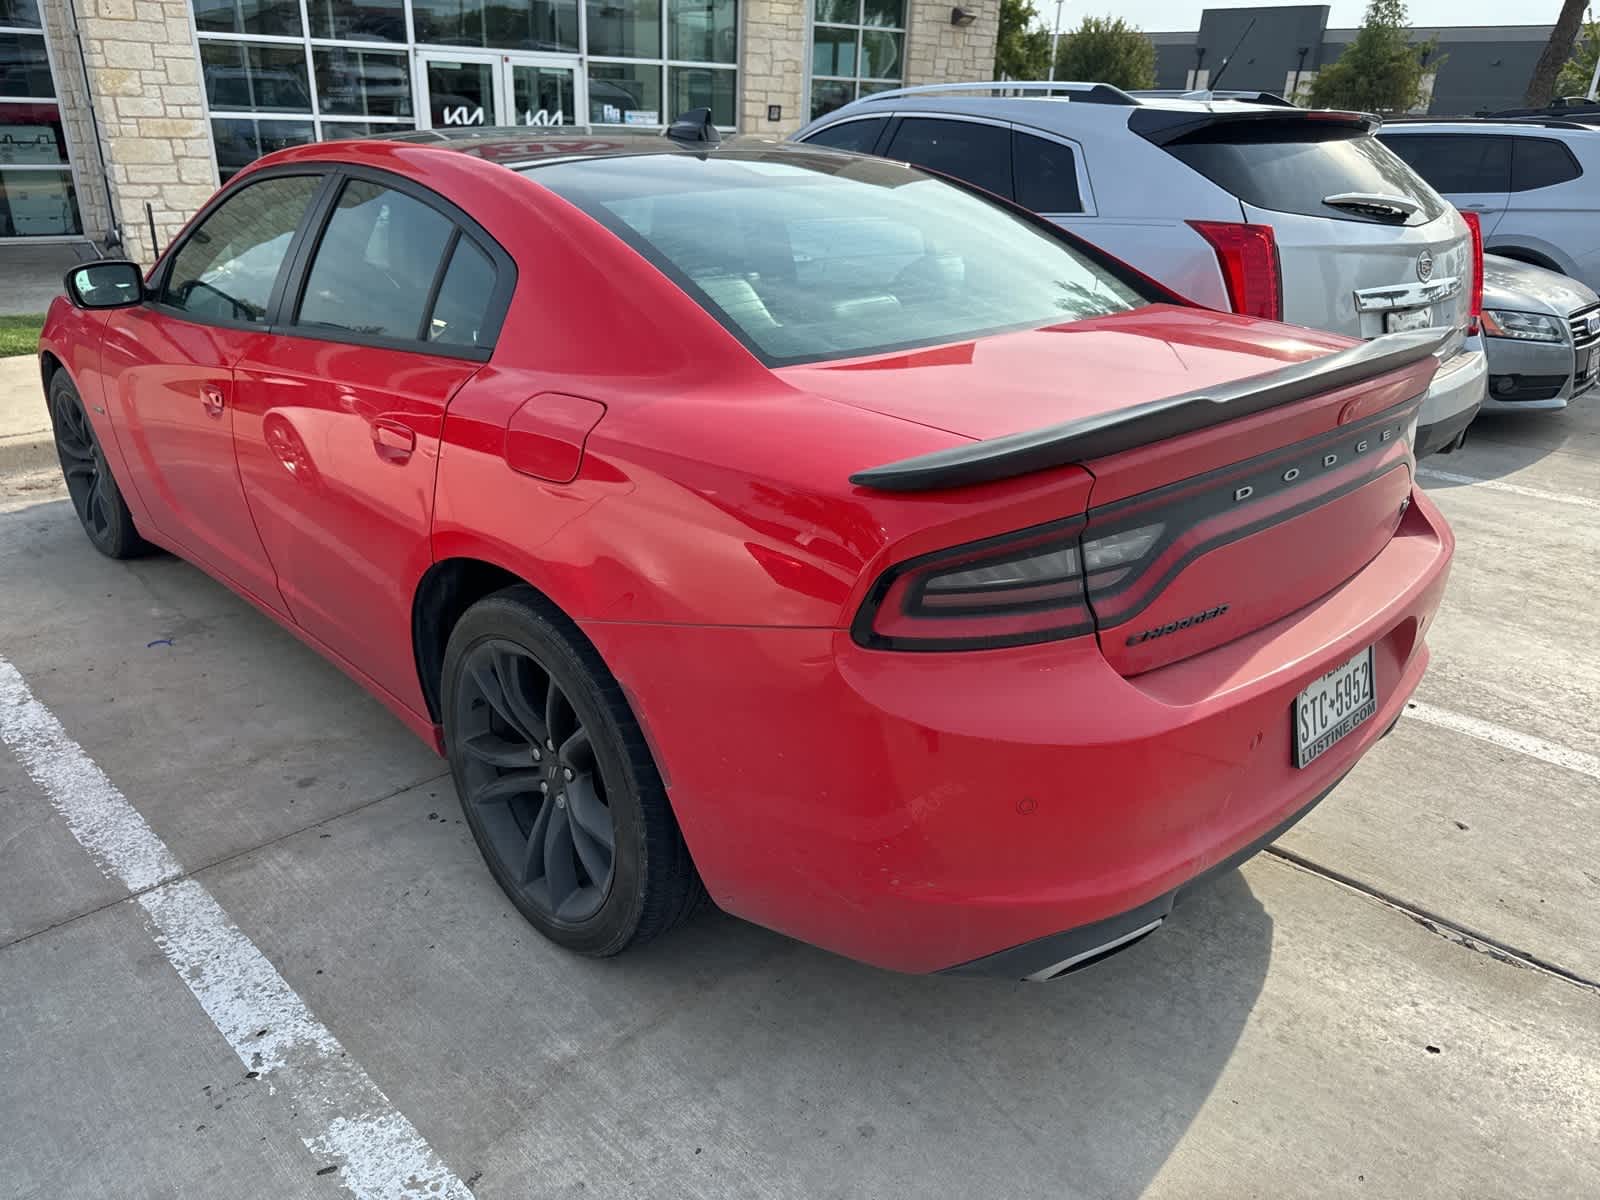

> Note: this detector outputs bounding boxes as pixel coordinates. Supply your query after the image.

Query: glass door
[505,58,582,128]
[417,52,497,130]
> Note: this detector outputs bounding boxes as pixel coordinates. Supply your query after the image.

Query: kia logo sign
[1416,250,1434,283]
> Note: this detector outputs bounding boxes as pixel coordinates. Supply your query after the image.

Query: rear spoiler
[1128,106,1378,146]
[849,327,1449,493]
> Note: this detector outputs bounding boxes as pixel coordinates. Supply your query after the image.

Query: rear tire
[47,372,151,560]
[441,585,703,956]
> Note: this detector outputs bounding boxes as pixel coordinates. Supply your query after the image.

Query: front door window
[420,54,581,131]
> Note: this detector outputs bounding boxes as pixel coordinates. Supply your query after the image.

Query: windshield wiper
[1322,192,1421,219]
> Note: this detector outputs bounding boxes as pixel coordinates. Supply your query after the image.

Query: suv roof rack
[1127,88,1297,107]
[857,80,1139,105]
[1381,114,1599,130]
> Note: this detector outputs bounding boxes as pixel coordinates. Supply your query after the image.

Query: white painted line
[1406,700,1600,785]
[1417,467,1600,511]
[0,656,476,1200]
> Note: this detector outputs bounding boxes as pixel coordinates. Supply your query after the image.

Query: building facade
[1,0,997,261]
[1150,7,1554,119]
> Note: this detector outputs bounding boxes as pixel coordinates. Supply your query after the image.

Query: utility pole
[1048,0,1065,82]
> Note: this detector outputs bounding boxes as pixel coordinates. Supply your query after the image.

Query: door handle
[201,383,225,418]
[371,417,416,462]
[1461,203,1491,211]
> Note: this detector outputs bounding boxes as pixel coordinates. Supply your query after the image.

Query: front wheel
[441,586,702,956]
[47,371,150,559]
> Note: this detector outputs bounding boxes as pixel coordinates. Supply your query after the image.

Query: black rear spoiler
[849,327,1449,493]
[1128,106,1378,146]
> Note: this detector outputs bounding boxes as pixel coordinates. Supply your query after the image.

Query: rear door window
[296,179,456,340]
[1012,130,1083,213]
[1379,133,1511,194]
[1165,123,1445,225]
[804,117,888,154]
[1511,137,1582,191]
[884,117,1013,201]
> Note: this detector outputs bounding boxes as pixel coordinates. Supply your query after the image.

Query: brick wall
[60,0,218,264]
[903,3,999,92]
[741,0,808,136]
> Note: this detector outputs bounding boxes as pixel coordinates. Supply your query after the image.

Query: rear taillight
[1460,209,1484,336]
[853,519,1164,650]
[1188,220,1282,321]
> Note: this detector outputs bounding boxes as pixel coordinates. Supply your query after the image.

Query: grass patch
[0,314,46,358]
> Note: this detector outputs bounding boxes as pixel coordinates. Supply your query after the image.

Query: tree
[996,0,1053,80]
[1554,12,1600,100]
[1052,16,1157,90]
[1527,0,1590,106]
[1307,0,1436,113]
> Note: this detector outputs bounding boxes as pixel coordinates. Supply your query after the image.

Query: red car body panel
[37,136,1456,974]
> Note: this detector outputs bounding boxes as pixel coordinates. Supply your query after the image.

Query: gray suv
[1378,119,1600,293]
[795,83,1486,456]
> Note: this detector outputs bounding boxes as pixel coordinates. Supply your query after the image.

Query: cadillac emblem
[1416,249,1435,282]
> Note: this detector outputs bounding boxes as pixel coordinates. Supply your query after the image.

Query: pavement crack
[0,769,450,955]
[1264,846,1600,997]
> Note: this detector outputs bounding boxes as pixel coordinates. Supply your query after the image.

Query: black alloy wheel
[48,372,149,559]
[454,638,616,922]
[441,586,702,956]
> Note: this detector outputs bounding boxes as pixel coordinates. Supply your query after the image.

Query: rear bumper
[583,491,1454,976]
[1416,341,1485,456]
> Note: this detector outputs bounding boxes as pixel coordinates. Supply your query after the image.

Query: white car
[795,82,1487,456]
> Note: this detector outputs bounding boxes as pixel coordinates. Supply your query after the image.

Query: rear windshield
[529,151,1149,365]
[1164,123,1446,226]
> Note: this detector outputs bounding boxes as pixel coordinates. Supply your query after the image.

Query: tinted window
[884,118,1012,200]
[1013,131,1082,213]
[426,236,497,348]
[1168,124,1445,225]
[533,153,1149,366]
[1512,137,1582,191]
[297,179,455,340]
[1378,133,1511,194]
[804,117,887,154]
[162,174,319,323]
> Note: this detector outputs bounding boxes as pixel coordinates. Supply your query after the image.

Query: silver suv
[794,83,1486,456]
[1377,118,1600,292]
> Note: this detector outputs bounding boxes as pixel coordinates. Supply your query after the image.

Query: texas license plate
[1385,306,1433,333]
[1293,647,1377,768]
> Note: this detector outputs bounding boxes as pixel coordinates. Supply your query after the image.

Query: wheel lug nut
[563,767,574,781]
[547,739,556,752]
[539,781,548,793]
[532,748,541,761]
[557,794,566,808]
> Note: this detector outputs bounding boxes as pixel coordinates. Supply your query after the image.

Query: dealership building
[1,0,996,260]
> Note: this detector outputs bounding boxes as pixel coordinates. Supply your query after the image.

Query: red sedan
[39,128,1452,979]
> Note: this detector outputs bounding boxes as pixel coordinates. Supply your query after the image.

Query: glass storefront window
[201,41,313,112]
[586,0,661,59]
[313,48,412,118]
[306,0,406,42]
[191,0,303,38]
[0,2,41,29]
[1,165,80,235]
[809,0,903,119]
[211,117,314,180]
[669,66,734,126]
[0,100,64,162]
[1,30,52,95]
[588,62,661,126]
[487,0,580,53]
[668,0,735,64]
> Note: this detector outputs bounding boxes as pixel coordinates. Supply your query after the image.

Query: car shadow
[1424,402,1598,486]
[594,868,1272,1197]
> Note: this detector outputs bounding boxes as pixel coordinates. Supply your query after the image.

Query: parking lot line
[0,655,478,1200]
[1405,699,1600,785]
[1418,467,1600,511]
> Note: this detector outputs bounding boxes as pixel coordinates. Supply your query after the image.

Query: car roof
[1379,118,1599,135]
[316,126,822,171]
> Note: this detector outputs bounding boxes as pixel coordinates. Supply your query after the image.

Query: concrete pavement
[1,355,1597,1199]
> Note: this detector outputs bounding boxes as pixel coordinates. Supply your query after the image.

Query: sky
[1040,0,1569,34]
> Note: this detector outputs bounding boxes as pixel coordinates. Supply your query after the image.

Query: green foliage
[996,0,1053,80]
[1306,0,1437,114]
[0,315,45,358]
[1052,16,1157,91]
[1554,14,1600,99]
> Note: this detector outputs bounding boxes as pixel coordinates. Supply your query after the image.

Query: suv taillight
[1188,220,1283,321]
[1460,209,1484,335]
[852,519,1164,650]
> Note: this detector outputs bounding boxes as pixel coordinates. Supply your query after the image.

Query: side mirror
[64,260,146,310]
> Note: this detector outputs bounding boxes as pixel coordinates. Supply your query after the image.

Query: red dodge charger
[39,126,1453,979]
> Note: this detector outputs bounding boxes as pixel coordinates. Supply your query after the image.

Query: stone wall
[57,0,218,265]
[902,3,999,92]
[740,0,808,136]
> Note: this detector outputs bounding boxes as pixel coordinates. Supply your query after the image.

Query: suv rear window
[1164,122,1445,226]
[1378,133,1511,193]
[531,152,1150,366]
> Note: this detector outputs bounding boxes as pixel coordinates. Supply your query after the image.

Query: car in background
[1480,252,1600,410]
[40,130,1454,980]
[1378,118,1600,293]
[794,81,1487,457]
